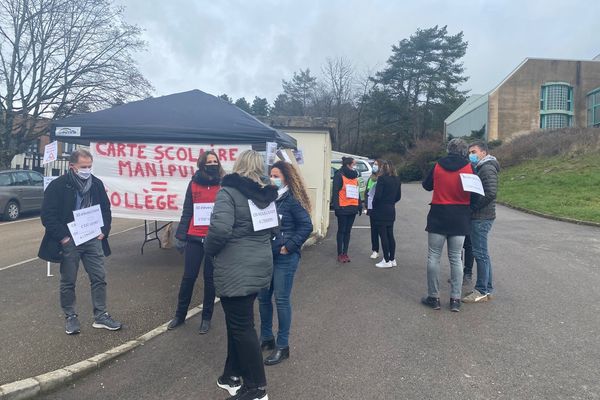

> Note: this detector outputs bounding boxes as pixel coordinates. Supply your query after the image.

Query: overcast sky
[118,0,600,103]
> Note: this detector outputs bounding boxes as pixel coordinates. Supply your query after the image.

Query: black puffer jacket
[204,173,278,298]
[370,175,401,225]
[471,156,500,220]
[271,189,313,254]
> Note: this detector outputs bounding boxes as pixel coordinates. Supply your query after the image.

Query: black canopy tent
[50,89,296,253]
[50,89,296,149]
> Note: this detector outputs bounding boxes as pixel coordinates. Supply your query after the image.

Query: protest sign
[460,173,485,196]
[293,149,304,165]
[193,203,215,226]
[266,142,277,166]
[68,205,104,246]
[90,142,251,221]
[345,184,359,199]
[42,141,58,164]
[248,200,278,231]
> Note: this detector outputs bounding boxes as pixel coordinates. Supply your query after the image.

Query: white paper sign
[43,176,58,191]
[293,149,304,165]
[460,173,485,196]
[67,221,102,246]
[278,149,292,164]
[248,200,278,231]
[193,203,214,226]
[367,184,376,210]
[345,184,359,199]
[55,127,81,137]
[266,142,277,166]
[43,141,58,164]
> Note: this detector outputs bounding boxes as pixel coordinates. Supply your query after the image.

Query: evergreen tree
[218,94,233,103]
[234,97,251,113]
[282,68,317,116]
[250,97,270,116]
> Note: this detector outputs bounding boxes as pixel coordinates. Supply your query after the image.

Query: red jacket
[175,172,222,240]
[187,182,220,237]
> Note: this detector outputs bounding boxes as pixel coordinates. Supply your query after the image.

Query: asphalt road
[4,183,600,399]
[0,217,199,385]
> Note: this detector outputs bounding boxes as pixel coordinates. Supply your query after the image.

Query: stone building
[445,57,600,141]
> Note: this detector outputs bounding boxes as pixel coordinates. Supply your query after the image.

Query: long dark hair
[197,150,225,177]
[380,160,397,176]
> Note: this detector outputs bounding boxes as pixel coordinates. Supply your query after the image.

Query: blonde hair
[232,150,266,185]
[271,161,312,214]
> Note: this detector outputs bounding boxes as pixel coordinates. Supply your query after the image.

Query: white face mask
[76,167,92,180]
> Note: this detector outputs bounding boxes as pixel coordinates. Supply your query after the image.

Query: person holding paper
[462,141,500,304]
[38,149,121,335]
[370,160,402,269]
[258,161,313,366]
[421,139,475,312]
[332,157,362,263]
[204,150,278,400]
[168,151,224,333]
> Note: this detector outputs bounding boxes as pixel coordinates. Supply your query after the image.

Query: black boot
[167,316,185,330]
[198,319,211,334]
[264,346,289,366]
[260,338,275,351]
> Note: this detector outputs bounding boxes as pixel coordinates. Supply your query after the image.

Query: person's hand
[97,233,105,240]
[175,238,186,254]
[60,237,71,245]
[280,246,289,255]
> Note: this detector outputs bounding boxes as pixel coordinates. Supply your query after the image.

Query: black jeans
[462,235,475,277]
[375,224,396,262]
[174,240,215,321]
[336,214,356,255]
[369,217,379,252]
[221,294,267,389]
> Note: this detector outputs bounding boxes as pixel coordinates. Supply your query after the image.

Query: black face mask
[205,165,220,175]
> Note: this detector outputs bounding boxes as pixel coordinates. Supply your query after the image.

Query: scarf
[68,169,93,209]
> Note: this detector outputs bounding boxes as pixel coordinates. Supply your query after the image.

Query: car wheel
[4,201,20,221]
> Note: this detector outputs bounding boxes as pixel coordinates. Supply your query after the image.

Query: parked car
[0,170,45,221]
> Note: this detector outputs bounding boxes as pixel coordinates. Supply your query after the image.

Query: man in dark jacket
[463,141,500,303]
[39,149,121,335]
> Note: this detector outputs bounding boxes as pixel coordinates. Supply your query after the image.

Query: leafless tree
[0,0,153,168]
[322,57,354,146]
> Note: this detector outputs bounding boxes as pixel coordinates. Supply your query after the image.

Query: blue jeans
[258,252,300,348]
[426,233,465,299]
[471,219,495,295]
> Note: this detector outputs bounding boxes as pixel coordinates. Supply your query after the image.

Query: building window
[540,83,574,129]
[588,87,600,127]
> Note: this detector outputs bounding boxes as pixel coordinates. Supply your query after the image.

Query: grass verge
[498,153,600,223]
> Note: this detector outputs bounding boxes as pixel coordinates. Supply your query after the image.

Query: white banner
[90,142,251,221]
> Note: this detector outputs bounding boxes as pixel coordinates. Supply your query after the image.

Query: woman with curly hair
[258,160,313,366]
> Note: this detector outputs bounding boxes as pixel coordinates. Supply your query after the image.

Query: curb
[498,201,600,228]
[0,303,209,400]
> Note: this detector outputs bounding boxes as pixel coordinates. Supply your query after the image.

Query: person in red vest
[332,156,362,263]
[168,150,224,333]
[420,139,475,312]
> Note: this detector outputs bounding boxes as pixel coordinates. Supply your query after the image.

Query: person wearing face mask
[39,149,121,335]
[332,157,362,262]
[168,151,224,334]
[258,161,312,366]
[365,161,381,259]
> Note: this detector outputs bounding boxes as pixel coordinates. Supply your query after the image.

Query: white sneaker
[370,251,379,259]
[375,259,393,268]
[390,259,397,267]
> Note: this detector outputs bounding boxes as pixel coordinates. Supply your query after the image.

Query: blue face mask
[271,178,283,188]
[469,154,479,164]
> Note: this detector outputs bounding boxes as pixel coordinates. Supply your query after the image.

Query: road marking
[352,226,371,229]
[0,224,145,272]
[0,216,40,226]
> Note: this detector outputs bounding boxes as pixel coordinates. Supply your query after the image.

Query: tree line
[0,0,469,169]
[220,25,469,159]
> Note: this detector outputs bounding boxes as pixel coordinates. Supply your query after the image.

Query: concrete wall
[489,59,600,141]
